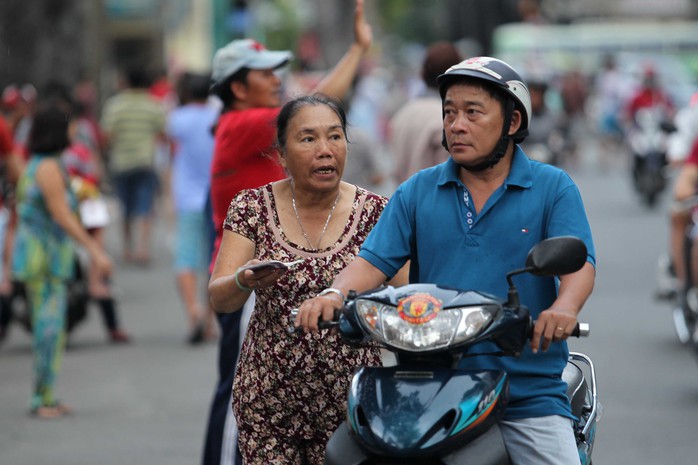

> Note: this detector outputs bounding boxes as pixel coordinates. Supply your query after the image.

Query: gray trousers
[500,415,581,465]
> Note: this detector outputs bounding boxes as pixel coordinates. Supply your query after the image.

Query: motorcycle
[316,236,599,465]
[627,107,676,207]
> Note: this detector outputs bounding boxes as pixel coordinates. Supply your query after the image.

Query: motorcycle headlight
[355,293,497,352]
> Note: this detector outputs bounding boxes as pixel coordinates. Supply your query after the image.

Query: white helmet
[438,56,531,142]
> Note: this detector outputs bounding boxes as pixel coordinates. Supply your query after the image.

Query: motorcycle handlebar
[573,322,590,337]
[289,308,591,338]
[529,319,590,338]
[287,308,340,333]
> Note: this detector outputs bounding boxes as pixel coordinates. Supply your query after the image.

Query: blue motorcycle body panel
[348,366,508,458]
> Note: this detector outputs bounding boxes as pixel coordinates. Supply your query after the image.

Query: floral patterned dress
[12,154,78,410]
[226,183,386,458]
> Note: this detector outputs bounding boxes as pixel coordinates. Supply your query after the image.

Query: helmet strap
[461,99,515,172]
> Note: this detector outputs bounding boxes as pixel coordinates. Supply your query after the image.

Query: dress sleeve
[223,188,263,243]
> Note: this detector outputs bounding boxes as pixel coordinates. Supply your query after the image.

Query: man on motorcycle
[625,65,674,126]
[668,138,698,293]
[297,57,596,465]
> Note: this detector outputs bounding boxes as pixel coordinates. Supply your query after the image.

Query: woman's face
[280,104,347,192]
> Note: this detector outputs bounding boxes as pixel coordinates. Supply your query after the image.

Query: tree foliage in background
[375,0,448,44]
[255,0,301,53]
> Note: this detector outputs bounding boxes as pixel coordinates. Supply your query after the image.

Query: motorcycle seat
[562,361,587,418]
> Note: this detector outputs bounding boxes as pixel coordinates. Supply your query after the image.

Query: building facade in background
[0,0,696,110]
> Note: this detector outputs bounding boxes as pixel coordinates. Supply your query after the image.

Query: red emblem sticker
[397,293,443,324]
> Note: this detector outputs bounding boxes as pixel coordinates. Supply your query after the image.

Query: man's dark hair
[422,42,463,90]
[177,72,213,104]
[189,73,212,101]
[125,67,152,89]
[212,68,250,109]
[441,75,507,113]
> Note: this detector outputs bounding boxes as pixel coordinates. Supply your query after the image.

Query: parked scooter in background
[311,237,600,465]
[627,107,676,207]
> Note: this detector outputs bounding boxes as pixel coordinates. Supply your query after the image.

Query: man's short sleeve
[358,185,414,278]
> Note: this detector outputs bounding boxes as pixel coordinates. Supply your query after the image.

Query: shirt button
[467,218,473,224]
[466,212,472,218]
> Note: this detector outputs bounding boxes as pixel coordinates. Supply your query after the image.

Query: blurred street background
[2,0,698,464]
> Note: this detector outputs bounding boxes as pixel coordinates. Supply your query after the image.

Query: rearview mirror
[525,236,587,277]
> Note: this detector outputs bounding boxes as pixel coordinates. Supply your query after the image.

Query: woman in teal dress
[13,97,112,418]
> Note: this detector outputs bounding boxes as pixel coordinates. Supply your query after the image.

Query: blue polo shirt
[359,147,595,420]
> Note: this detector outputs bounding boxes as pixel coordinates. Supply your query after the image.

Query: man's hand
[295,293,343,333]
[530,306,578,353]
[353,0,373,52]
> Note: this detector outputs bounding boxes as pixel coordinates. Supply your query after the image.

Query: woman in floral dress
[209,94,406,464]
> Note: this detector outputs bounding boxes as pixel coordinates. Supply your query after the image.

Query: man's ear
[508,109,522,136]
[230,81,247,101]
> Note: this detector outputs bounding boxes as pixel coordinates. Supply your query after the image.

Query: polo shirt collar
[437,145,533,189]
[506,145,533,189]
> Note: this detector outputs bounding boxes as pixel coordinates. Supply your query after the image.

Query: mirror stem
[505,267,534,307]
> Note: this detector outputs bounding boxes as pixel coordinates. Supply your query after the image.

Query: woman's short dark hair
[27,98,72,154]
[275,93,348,153]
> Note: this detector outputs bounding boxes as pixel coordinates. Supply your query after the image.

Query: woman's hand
[236,259,286,290]
[353,0,373,52]
[91,249,113,282]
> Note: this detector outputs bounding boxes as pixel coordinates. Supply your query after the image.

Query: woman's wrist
[234,270,253,292]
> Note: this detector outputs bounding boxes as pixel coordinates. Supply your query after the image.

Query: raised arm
[313,0,373,100]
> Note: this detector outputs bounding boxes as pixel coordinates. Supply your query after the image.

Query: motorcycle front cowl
[346,366,509,459]
[338,284,531,358]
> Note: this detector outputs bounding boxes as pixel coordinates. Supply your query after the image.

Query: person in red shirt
[626,65,674,126]
[0,112,23,341]
[202,1,374,463]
